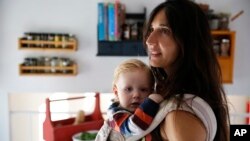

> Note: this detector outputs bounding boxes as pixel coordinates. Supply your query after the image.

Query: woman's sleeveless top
[127,94,217,141]
[95,94,217,141]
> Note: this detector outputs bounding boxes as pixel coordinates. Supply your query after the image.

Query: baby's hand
[149,93,164,103]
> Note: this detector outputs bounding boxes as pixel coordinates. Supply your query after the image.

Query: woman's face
[146,9,179,72]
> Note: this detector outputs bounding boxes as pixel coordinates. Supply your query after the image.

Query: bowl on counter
[72,130,98,141]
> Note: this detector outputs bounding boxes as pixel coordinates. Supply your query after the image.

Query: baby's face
[113,69,152,112]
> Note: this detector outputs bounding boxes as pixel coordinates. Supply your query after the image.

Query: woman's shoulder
[160,93,217,141]
[161,110,207,141]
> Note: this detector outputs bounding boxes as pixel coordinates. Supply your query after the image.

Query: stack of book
[98,1,126,41]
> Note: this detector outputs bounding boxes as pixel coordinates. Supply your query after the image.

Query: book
[98,3,105,41]
[108,3,115,41]
[104,3,108,40]
[114,0,120,41]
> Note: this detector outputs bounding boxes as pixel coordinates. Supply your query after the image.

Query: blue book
[98,3,105,41]
[104,3,108,40]
[108,3,115,41]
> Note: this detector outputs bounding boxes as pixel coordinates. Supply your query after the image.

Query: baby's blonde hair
[112,59,154,88]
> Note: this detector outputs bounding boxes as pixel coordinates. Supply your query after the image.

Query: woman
[141,0,229,141]
[96,0,229,141]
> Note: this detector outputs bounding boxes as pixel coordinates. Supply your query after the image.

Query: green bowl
[72,130,98,141]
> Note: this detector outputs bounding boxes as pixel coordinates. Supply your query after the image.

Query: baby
[95,59,163,141]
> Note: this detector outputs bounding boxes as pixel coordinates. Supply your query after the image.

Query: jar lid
[221,39,230,43]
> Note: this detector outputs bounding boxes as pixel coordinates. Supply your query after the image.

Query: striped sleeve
[110,98,160,136]
[125,94,217,141]
[131,98,160,130]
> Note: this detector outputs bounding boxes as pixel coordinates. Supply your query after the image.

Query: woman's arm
[160,110,207,141]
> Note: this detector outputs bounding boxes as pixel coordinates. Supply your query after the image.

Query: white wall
[0,0,250,140]
[0,0,162,93]
[0,0,249,93]
[195,0,250,95]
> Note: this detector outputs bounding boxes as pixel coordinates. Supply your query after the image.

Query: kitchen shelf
[97,40,147,56]
[212,30,236,83]
[97,2,146,56]
[18,32,78,76]
[19,64,77,76]
[18,38,77,51]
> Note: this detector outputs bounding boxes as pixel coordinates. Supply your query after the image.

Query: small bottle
[68,34,75,41]
[122,24,130,40]
[68,34,75,49]
[44,57,51,73]
[50,57,59,73]
[61,34,67,48]
[23,33,31,47]
[212,39,220,56]
[220,39,230,57]
[54,34,60,48]
[28,32,36,47]
[48,33,55,48]
[130,23,138,40]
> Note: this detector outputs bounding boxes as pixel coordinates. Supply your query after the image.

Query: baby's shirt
[107,98,160,137]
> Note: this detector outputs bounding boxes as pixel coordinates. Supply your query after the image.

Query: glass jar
[48,33,55,48]
[122,24,130,40]
[24,58,31,66]
[50,57,59,73]
[61,34,68,48]
[213,39,220,56]
[131,23,138,40]
[44,57,51,73]
[54,34,61,48]
[68,34,75,41]
[220,39,230,57]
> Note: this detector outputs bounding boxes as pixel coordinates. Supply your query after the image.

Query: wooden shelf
[18,38,77,51]
[212,30,234,35]
[212,30,235,83]
[19,64,77,76]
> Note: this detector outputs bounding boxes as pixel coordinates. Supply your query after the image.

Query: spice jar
[61,34,68,48]
[44,57,51,73]
[50,57,59,73]
[213,39,220,56]
[131,23,138,40]
[47,33,54,48]
[220,39,230,57]
[122,24,130,40]
[54,34,61,48]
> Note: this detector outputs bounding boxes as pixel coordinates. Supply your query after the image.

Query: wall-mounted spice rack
[18,32,77,51]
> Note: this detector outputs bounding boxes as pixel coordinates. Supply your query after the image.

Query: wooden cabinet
[212,30,235,83]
